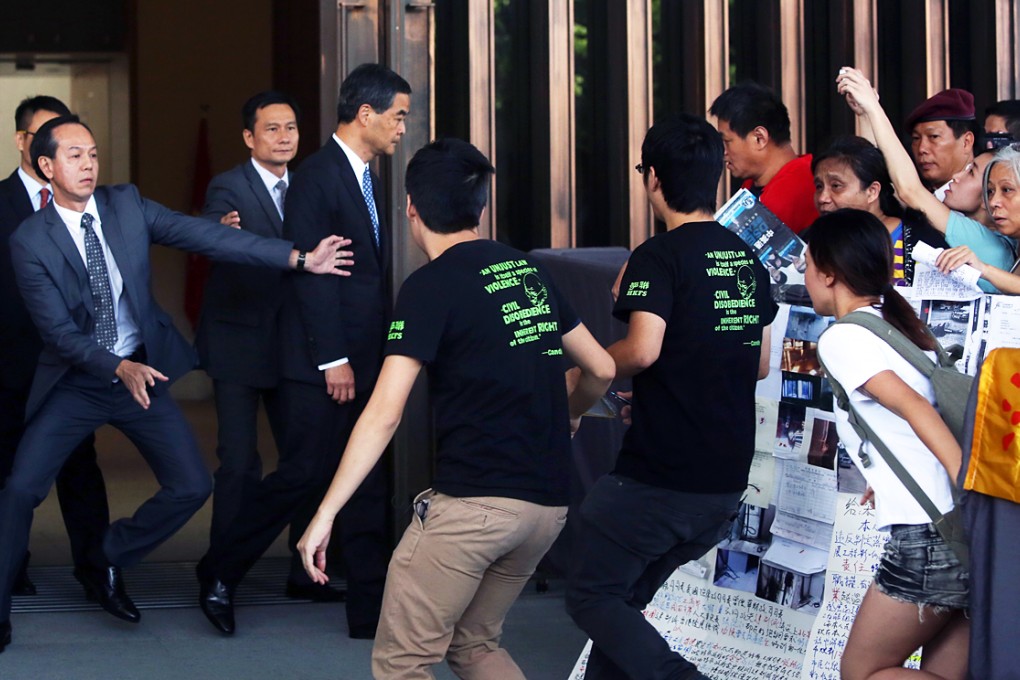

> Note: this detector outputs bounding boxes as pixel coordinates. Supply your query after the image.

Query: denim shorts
[873,523,969,611]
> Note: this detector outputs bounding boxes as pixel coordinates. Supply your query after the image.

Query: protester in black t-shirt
[297,138,614,678]
[566,114,777,680]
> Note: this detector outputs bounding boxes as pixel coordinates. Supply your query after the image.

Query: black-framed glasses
[634,163,646,175]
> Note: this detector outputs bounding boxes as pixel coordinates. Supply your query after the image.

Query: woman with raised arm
[812,135,947,286]
[836,67,1015,293]
[807,209,968,680]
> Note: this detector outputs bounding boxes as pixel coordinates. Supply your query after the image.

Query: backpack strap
[817,318,952,528]
[834,310,954,375]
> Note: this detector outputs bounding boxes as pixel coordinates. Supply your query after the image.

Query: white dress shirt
[250,158,289,219]
[53,195,142,360]
[17,167,51,211]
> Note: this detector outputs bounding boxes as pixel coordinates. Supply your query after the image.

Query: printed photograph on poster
[744,450,775,509]
[714,550,761,594]
[785,305,831,344]
[774,402,806,458]
[837,442,868,495]
[780,371,833,410]
[677,550,715,581]
[755,397,780,452]
[719,502,775,555]
[756,563,825,615]
[919,299,978,355]
[781,337,822,375]
[807,414,838,470]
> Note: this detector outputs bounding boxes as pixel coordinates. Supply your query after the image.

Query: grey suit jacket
[9,183,294,420]
[195,162,286,387]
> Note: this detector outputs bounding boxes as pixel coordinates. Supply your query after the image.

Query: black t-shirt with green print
[384,239,580,506]
[613,221,778,493]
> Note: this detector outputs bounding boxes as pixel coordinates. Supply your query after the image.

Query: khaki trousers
[371,490,567,679]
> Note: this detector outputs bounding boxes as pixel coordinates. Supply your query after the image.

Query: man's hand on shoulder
[220,211,241,229]
[295,235,354,276]
[115,360,169,410]
[325,363,356,403]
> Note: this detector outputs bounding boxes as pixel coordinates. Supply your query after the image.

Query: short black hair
[242,91,301,132]
[30,114,93,179]
[15,95,71,132]
[405,138,494,234]
[709,82,791,144]
[945,118,977,140]
[640,113,724,214]
[336,63,411,125]
[985,99,1020,126]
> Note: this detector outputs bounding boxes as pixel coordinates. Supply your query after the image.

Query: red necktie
[39,187,50,209]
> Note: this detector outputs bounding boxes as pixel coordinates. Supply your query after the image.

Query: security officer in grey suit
[0,113,352,653]
[0,95,110,599]
[196,91,340,601]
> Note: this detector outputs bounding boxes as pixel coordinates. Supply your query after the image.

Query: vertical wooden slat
[995,1,1020,100]
[467,0,496,240]
[703,0,730,213]
[852,0,878,139]
[779,0,805,152]
[541,0,576,248]
[323,0,380,144]
[925,0,949,94]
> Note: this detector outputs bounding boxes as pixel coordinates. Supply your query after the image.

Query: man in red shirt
[710,82,818,234]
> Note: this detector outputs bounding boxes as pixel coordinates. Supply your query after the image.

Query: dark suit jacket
[279,139,390,388]
[0,169,43,391]
[9,184,294,421]
[195,162,285,388]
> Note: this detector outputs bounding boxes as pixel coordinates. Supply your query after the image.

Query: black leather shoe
[77,565,140,623]
[0,620,11,653]
[199,578,235,634]
[285,580,346,603]
[12,553,36,596]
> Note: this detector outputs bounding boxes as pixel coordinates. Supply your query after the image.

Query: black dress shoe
[285,580,346,603]
[199,578,235,634]
[0,620,11,653]
[77,565,140,623]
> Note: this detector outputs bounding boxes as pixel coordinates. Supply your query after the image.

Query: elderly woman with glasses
[837,67,1017,293]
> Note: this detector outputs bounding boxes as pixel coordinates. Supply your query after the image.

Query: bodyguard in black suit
[0,115,352,653]
[197,64,411,639]
[0,96,110,598]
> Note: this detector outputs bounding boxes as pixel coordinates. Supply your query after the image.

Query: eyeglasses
[634,163,646,175]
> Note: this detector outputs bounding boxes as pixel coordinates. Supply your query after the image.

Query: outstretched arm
[562,322,616,433]
[836,67,951,233]
[297,354,422,584]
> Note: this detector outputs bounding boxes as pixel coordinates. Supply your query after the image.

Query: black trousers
[0,383,109,571]
[0,375,212,621]
[200,377,390,631]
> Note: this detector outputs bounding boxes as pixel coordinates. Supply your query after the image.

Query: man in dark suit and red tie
[0,113,352,653]
[195,91,338,601]
[197,64,411,640]
[0,95,110,601]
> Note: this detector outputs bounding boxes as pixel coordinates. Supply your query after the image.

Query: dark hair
[985,99,1020,127]
[640,113,724,214]
[945,118,977,140]
[336,63,411,125]
[807,209,934,350]
[708,82,791,144]
[30,114,93,179]
[405,138,494,234]
[15,95,71,132]
[812,136,940,235]
[242,91,300,132]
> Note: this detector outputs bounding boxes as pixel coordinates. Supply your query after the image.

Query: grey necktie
[81,213,118,352]
[275,179,287,218]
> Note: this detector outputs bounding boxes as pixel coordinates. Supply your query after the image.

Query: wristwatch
[296,251,307,271]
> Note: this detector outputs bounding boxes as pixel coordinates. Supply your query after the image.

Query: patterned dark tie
[362,165,381,247]
[81,213,118,352]
[39,187,50,209]
[275,179,287,218]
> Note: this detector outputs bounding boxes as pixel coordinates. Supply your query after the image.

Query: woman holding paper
[836,67,1015,294]
[932,145,1020,294]
[812,135,948,286]
[805,210,968,680]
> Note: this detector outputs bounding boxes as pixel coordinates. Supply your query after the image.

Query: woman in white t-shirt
[805,209,968,680]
